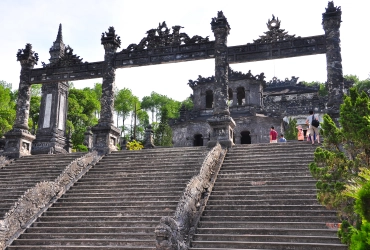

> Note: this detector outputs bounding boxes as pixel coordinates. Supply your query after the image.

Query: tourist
[278,134,287,143]
[306,110,320,145]
[296,125,304,141]
[269,126,278,143]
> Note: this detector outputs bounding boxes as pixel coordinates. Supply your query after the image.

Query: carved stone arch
[205,89,213,109]
[240,130,251,144]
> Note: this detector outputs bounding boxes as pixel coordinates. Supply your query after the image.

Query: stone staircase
[190,143,347,250]
[0,152,86,219]
[7,147,208,249]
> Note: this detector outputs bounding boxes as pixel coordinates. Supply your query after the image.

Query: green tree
[93,83,102,118]
[154,105,173,146]
[0,81,16,137]
[29,84,42,134]
[309,87,370,245]
[141,92,181,123]
[301,80,328,96]
[114,88,138,137]
[67,87,100,150]
[284,117,297,140]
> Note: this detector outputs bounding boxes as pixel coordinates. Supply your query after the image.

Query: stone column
[143,125,155,149]
[92,27,121,154]
[322,1,343,114]
[245,88,250,105]
[32,82,69,154]
[3,44,38,158]
[207,11,235,148]
[232,89,237,107]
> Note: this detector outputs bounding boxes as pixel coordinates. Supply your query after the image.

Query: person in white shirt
[306,110,320,145]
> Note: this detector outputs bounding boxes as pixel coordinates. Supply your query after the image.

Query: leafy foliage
[154,105,173,147]
[126,140,143,150]
[309,87,370,247]
[0,81,15,137]
[67,87,100,149]
[301,81,328,96]
[29,84,41,133]
[284,117,297,140]
[114,88,137,133]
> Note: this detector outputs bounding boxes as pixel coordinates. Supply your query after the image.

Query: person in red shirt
[270,126,278,143]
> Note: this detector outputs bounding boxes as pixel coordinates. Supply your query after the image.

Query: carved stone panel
[43,94,52,128]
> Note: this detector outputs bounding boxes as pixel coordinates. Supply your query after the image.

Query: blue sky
[1,0,368,101]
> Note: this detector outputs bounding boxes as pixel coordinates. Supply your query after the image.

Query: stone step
[208,194,318,200]
[79,175,197,181]
[196,227,338,236]
[31,221,159,228]
[213,180,317,186]
[19,232,155,240]
[12,238,155,247]
[203,204,328,211]
[64,190,183,196]
[25,226,156,235]
[210,189,319,195]
[7,246,154,250]
[190,241,347,250]
[61,194,180,200]
[37,216,162,222]
[202,209,335,217]
[206,199,323,206]
[193,233,341,244]
[47,206,176,213]
[41,210,165,217]
[198,221,339,228]
[212,184,316,191]
[53,201,178,207]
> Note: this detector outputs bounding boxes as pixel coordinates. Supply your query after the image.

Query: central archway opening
[193,134,203,146]
[240,130,251,144]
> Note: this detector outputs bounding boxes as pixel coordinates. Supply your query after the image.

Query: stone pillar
[3,44,38,158]
[245,88,250,105]
[83,127,93,151]
[92,27,121,154]
[143,125,155,149]
[322,1,343,114]
[207,11,235,148]
[232,89,237,107]
[32,82,69,154]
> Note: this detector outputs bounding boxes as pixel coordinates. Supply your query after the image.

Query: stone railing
[0,151,102,249]
[155,143,226,250]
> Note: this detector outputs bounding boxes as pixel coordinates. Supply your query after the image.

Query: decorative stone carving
[0,156,11,169]
[122,22,209,52]
[155,143,225,250]
[101,26,121,49]
[42,46,85,68]
[143,125,155,149]
[253,15,297,44]
[188,68,266,89]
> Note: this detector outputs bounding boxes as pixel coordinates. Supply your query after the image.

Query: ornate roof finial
[17,43,39,67]
[253,15,296,43]
[101,26,121,49]
[56,23,63,42]
[211,11,230,33]
[322,1,341,19]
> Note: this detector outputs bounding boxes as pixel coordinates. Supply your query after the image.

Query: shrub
[126,140,143,150]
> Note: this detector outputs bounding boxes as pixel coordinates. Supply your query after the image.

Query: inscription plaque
[43,94,52,128]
